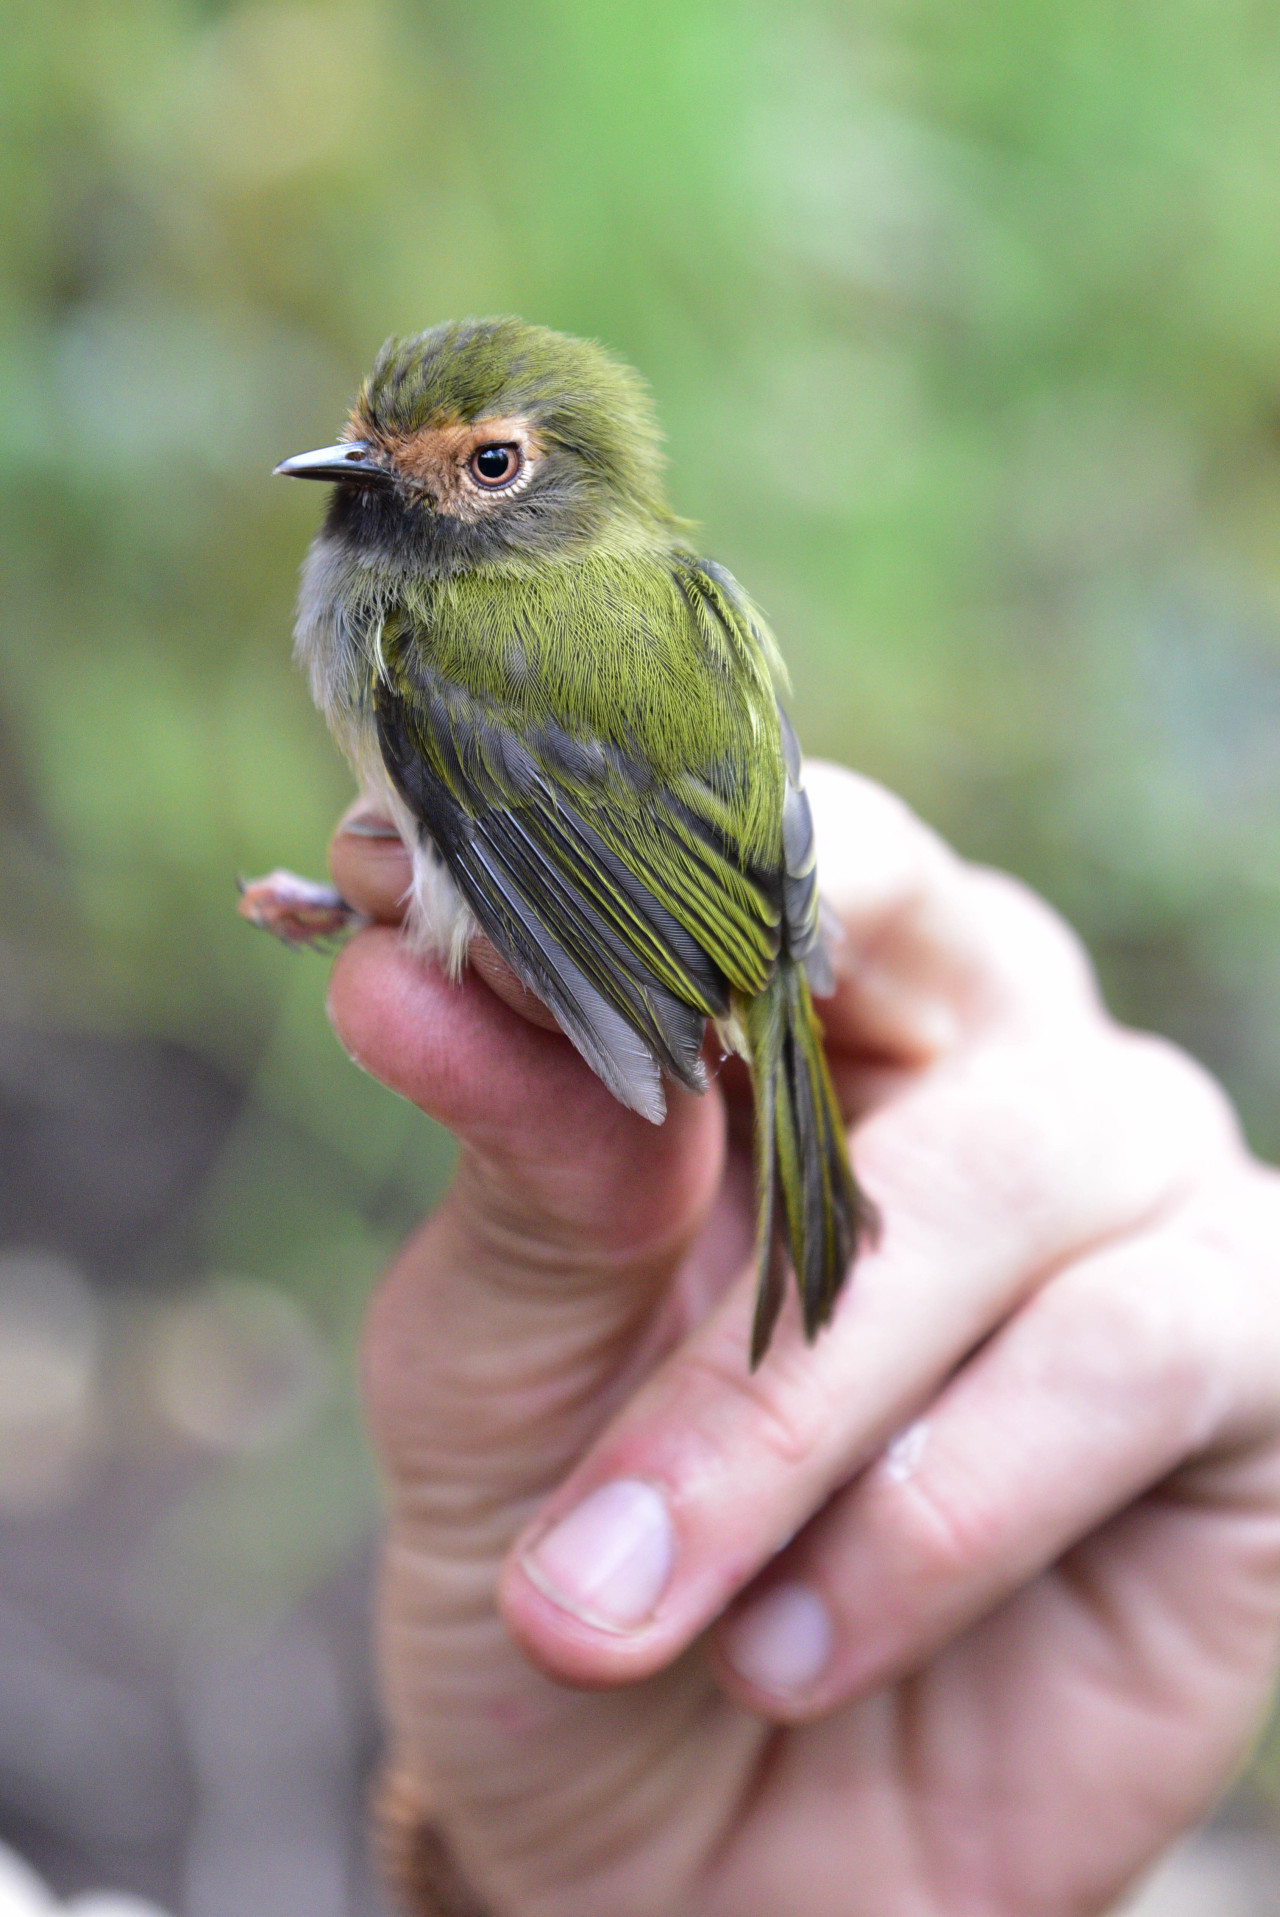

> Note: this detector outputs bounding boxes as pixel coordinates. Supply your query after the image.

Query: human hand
[326,767,1280,1917]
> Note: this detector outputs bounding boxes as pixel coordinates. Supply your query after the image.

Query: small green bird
[276,318,871,1364]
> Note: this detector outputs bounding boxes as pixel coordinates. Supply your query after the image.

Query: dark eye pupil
[474,444,515,482]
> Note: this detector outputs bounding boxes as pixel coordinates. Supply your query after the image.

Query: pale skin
[325,763,1280,1917]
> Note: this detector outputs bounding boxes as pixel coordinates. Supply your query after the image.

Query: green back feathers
[360,317,676,530]
[384,549,783,863]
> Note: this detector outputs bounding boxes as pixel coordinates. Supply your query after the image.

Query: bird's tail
[743,959,873,1368]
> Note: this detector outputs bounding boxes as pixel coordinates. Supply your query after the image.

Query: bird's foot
[236,869,368,950]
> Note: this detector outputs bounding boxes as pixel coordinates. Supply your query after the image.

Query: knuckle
[806,765,958,920]
[855,1055,1074,1232]
[1110,1029,1244,1161]
[677,1339,837,1474]
[966,866,1100,1009]
[1038,1237,1226,1440]
[806,763,929,842]
[858,1012,1244,1255]
[887,1462,1004,1589]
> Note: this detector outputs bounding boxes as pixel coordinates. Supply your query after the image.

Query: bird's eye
[469,443,522,489]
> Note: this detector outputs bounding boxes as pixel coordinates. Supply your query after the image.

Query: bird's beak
[272,440,394,487]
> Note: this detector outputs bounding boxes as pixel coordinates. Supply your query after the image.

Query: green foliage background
[4,0,1280,1819]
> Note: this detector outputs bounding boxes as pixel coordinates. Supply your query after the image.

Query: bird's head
[276,318,678,572]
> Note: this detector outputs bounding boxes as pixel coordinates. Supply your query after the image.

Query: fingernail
[521,1480,674,1633]
[723,1582,833,1696]
[339,805,401,840]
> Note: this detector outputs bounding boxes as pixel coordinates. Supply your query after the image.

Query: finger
[497,1026,1244,1685]
[329,800,412,920]
[713,1201,1276,1717]
[329,927,725,1269]
[804,764,1102,1063]
[344,924,731,1628]
[329,802,564,1028]
[347,925,752,1917]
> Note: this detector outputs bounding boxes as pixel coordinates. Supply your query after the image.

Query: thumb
[328,929,739,1916]
[327,928,729,1532]
[327,927,725,1274]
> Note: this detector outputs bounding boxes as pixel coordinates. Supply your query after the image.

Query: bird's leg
[236,869,368,950]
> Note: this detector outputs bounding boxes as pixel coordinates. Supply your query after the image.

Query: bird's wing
[689,558,830,986]
[373,560,786,1122]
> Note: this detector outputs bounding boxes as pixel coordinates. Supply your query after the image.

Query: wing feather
[454,831,671,1120]
[373,552,793,1114]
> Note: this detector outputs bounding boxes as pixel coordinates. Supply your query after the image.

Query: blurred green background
[2,0,1280,1904]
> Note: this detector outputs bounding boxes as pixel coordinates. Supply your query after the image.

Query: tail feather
[745,961,871,1367]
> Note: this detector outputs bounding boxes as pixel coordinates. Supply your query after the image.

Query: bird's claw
[236,870,368,950]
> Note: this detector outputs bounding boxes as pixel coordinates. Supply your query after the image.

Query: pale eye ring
[468,442,522,489]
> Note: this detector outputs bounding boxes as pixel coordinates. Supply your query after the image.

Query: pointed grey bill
[273,441,394,485]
